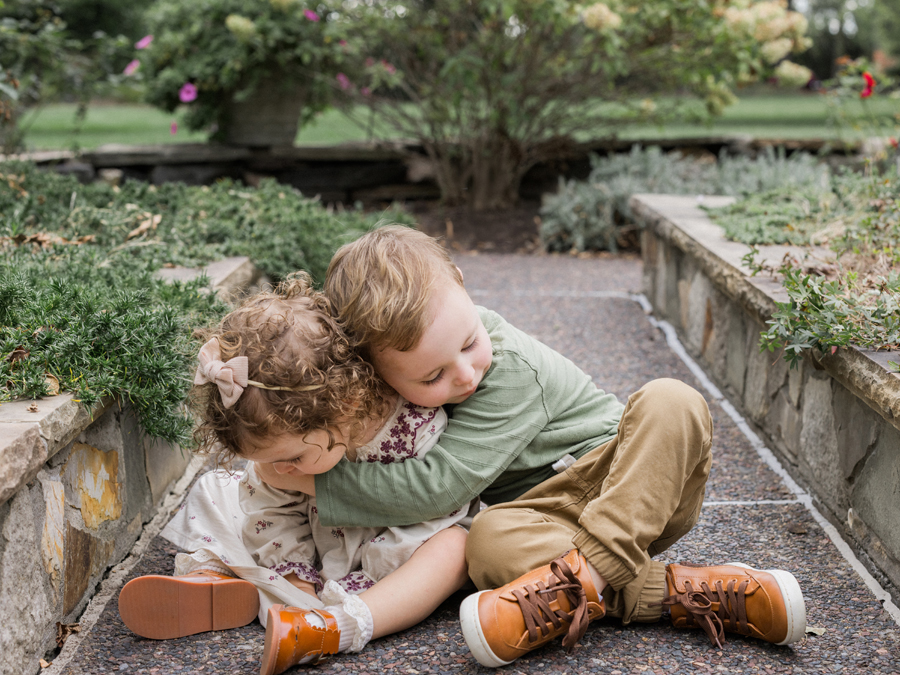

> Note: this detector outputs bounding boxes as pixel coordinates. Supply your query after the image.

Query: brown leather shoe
[459,549,606,667]
[260,605,340,675]
[118,570,259,640]
[662,562,806,647]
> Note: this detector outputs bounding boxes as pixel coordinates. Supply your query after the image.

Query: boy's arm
[316,355,549,527]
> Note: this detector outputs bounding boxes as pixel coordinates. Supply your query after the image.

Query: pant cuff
[630,561,667,623]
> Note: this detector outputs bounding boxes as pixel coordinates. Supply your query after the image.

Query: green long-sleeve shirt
[316,307,625,527]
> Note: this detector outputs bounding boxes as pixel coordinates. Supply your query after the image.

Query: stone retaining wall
[0,257,258,675]
[633,194,900,605]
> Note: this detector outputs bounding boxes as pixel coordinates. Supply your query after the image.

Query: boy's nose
[454,363,476,386]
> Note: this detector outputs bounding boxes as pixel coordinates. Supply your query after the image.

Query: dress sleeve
[316,352,549,528]
[240,463,323,591]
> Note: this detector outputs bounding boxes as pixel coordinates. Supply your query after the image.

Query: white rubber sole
[459,591,515,668]
[728,563,807,645]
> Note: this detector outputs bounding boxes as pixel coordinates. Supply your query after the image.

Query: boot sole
[459,591,515,668]
[729,563,807,645]
[118,575,259,640]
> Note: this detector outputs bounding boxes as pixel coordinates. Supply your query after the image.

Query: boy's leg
[467,377,712,623]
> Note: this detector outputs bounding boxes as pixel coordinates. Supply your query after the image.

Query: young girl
[117,273,476,675]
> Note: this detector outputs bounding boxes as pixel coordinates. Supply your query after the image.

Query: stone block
[62,522,113,617]
[743,320,772,422]
[834,384,880,481]
[701,288,729,386]
[725,302,747,396]
[0,424,46,506]
[38,471,65,591]
[0,489,53,675]
[685,268,712,355]
[766,390,802,461]
[63,443,122,531]
[787,360,804,408]
[851,427,900,572]
[799,373,845,513]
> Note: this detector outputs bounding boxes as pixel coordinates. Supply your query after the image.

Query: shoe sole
[259,605,283,675]
[728,563,807,645]
[118,575,259,640]
[459,591,516,668]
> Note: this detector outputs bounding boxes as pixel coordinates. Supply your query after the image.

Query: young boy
[278,225,806,667]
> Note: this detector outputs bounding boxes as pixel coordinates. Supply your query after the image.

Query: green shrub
[713,166,900,363]
[539,145,830,252]
[0,162,406,442]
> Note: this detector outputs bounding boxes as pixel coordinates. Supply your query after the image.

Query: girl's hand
[254,461,317,495]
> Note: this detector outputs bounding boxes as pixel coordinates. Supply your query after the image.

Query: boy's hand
[254,461,316,495]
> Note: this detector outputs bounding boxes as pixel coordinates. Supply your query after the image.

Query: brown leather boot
[118,570,259,640]
[662,562,806,647]
[459,549,606,668]
[260,605,340,675]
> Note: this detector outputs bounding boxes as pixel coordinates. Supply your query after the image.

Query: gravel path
[59,253,900,675]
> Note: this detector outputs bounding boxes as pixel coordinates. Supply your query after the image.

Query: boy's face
[373,282,492,408]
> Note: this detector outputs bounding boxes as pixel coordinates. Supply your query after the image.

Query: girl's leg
[260,526,469,675]
[361,525,469,639]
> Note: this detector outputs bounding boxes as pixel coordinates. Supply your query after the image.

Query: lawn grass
[18,92,898,151]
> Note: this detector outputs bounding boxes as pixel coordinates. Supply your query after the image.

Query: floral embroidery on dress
[370,535,386,544]
[245,483,256,497]
[337,571,375,594]
[365,402,439,464]
[201,535,214,543]
[255,520,274,535]
[273,541,282,549]
[271,561,322,591]
[331,528,345,539]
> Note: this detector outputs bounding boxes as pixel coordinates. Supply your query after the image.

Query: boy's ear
[456,266,464,283]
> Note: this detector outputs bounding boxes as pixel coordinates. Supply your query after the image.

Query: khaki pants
[466,378,713,624]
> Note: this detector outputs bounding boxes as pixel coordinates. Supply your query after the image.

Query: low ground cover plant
[709,165,900,364]
[0,162,397,442]
[539,145,829,252]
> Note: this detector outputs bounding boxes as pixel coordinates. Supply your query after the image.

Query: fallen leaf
[27,403,39,413]
[787,524,809,535]
[45,373,60,396]
[126,213,162,240]
[806,625,826,635]
[56,622,80,649]
[39,659,51,668]
[7,346,28,363]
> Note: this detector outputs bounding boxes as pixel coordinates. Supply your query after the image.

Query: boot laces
[509,557,589,652]
[660,577,750,648]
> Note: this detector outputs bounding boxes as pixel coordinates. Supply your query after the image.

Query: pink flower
[336,73,351,90]
[123,59,140,76]
[135,35,153,50]
[179,82,198,103]
[361,86,371,97]
[304,9,319,21]
[170,121,178,135]
[339,39,347,47]
[381,60,396,75]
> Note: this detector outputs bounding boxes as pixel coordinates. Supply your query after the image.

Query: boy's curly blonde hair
[193,272,391,467]
[325,225,464,357]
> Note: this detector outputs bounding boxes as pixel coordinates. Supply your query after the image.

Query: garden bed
[634,193,900,604]
[0,258,255,675]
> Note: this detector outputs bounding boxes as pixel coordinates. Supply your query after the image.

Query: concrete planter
[0,257,258,675]
[223,77,308,148]
[633,193,900,605]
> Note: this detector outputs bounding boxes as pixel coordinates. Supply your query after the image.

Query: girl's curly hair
[193,272,391,467]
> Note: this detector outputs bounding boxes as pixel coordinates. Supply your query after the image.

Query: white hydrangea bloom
[761,37,793,64]
[583,3,623,31]
[774,60,813,87]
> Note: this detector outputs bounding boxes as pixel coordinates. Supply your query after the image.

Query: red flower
[861,71,876,98]
[890,137,899,149]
